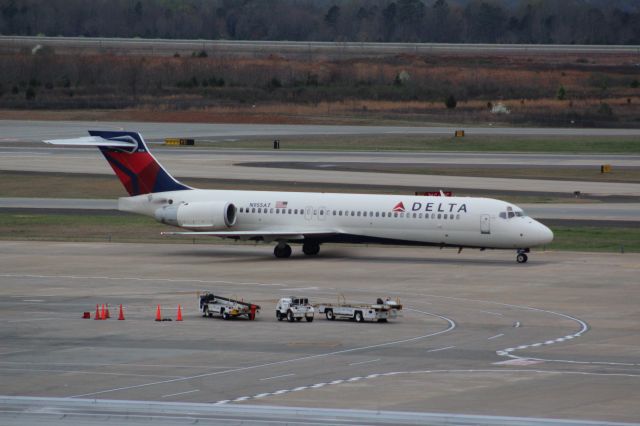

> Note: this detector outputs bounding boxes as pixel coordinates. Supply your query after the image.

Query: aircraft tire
[302,242,320,256]
[517,253,528,264]
[306,316,314,322]
[274,243,292,258]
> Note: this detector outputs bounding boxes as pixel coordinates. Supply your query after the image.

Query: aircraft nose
[531,221,553,246]
[540,223,554,245]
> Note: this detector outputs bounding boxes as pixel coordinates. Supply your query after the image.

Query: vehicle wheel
[302,241,320,256]
[222,310,230,320]
[306,316,314,322]
[326,309,335,320]
[296,317,302,322]
[517,253,528,264]
[287,310,295,322]
[276,311,283,321]
[354,311,364,323]
[274,243,292,259]
[378,318,388,323]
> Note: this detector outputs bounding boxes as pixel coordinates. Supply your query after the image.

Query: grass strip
[1,212,637,253]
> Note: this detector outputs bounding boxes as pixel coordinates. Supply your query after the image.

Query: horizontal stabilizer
[43,136,137,149]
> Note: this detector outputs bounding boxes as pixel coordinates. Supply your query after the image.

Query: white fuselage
[120,189,554,249]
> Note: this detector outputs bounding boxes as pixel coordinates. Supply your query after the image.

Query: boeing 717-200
[44,131,553,263]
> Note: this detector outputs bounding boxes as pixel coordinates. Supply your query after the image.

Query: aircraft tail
[44,131,191,196]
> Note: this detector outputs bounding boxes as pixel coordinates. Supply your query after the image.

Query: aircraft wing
[161,229,338,241]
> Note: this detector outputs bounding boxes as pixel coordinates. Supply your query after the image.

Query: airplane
[44,130,553,263]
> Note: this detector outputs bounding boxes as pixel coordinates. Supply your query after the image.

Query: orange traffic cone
[176,305,183,321]
[105,304,111,319]
[94,304,101,320]
[100,304,107,321]
[155,304,162,321]
[118,304,125,321]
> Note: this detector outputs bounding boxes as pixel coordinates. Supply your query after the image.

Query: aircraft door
[480,214,491,234]
[304,206,313,221]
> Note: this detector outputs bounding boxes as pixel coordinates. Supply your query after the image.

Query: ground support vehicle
[276,297,315,322]
[198,292,260,320]
[316,297,403,323]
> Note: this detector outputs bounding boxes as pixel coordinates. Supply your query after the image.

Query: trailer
[198,292,260,320]
[315,297,402,323]
[276,297,315,322]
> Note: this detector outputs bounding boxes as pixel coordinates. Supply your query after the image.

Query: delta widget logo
[392,202,405,212]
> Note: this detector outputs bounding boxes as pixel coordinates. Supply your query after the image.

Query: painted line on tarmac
[161,389,199,398]
[488,333,504,340]
[260,373,295,381]
[348,359,380,366]
[66,309,456,398]
[0,366,183,378]
[0,273,285,287]
[427,346,456,353]
[215,368,640,405]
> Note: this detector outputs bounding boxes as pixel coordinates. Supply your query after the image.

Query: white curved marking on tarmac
[496,307,595,365]
[66,308,456,398]
[216,368,640,405]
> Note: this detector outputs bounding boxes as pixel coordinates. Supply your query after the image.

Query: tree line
[1,0,639,45]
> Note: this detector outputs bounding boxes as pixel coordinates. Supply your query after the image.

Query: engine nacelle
[154,201,237,230]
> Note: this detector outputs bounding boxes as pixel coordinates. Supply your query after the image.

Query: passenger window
[437,214,441,219]
[413,213,417,218]
[239,207,244,213]
[252,208,256,213]
[258,208,262,213]
[270,208,274,213]
[394,212,398,218]
[339,211,342,216]
[431,213,435,219]
[333,210,336,216]
[294,209,298,214]
[444,214,448,219]
[375,212,379,217]
[320,210,324,216]
[456,214,460,219]
[357,211,361,217]
[351,211,355,216]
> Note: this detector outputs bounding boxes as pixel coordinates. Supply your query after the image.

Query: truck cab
[276,297,315,322]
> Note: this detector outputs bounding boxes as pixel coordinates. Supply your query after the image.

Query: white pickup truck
[276,297,315,322]
[316,297,403,323]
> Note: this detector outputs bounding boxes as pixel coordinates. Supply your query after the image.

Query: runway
[2,143,640,197]
[3,35,640,56]
[0,241,639,423]
[3,119,640,142]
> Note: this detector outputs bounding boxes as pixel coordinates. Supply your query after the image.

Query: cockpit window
[501,208,525,219]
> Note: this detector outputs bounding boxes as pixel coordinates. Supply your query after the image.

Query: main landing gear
[273,241,321,258]
[274,242,292,259]
[302,240,320,256]
[516,248,530,264]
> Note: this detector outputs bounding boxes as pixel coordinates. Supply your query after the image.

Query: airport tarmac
[0,241,639,423]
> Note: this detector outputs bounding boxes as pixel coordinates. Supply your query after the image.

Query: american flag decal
[276,201,288,208]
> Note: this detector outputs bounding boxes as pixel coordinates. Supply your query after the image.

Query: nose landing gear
[516,248,530,264]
